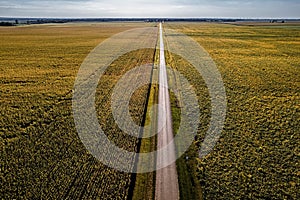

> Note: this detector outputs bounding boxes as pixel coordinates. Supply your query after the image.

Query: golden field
[1,22,299,199]
[165,22,299,199]
[0,22,156,199]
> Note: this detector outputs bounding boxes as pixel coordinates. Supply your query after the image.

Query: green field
[1,22,299,199]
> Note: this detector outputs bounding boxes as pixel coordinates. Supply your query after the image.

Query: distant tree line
[270,20,285,23]
[0,20,19,26]
[0,22,15,26]
[26,19,69,24]
[0,18,297,26]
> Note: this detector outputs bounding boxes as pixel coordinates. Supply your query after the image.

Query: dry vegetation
[0,23,156,199]
[165,22,300,199]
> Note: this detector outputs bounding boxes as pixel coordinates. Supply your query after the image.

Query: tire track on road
[155,22,179,200]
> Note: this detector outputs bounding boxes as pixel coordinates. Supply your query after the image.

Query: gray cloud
[0,0,299,18]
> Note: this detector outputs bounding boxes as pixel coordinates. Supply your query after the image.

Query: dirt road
[155,23,179,200]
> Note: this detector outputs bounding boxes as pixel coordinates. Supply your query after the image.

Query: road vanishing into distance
[155,23,180,200]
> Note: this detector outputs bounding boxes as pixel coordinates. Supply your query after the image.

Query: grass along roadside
[132,30,160,200]
[133,24,204,200]
[164,37,204,199]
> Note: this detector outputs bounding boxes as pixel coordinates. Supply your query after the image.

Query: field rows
[1,22,299,199]
[165,23,299,199]
[0,23,157,199]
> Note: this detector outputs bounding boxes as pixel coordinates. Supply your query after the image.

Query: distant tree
[0,22,14,26]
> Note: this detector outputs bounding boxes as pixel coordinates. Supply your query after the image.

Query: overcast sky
[0,0,299,18]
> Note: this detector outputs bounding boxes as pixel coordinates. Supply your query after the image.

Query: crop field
[164,22,299,199]
[1,21,299,200]
[0,22,156,199]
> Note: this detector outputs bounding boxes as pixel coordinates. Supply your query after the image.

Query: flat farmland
[165,23,299,199]
[0,22,156,199]
[1,21,299,200]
